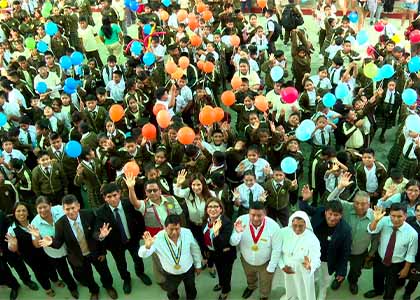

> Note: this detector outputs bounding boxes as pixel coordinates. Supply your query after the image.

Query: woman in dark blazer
[202,197,237,300]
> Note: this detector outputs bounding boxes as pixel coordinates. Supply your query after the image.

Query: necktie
[390,92,394,105]
[383,227,398,266]
[73,221,90,255]
[56,150,61,160]
[405,142,415,159]
[114,208,129,244]
[248,188,253,204]
[251,164,256,176]
[91,111,97,119]
[276,183,282,193]
[45,167,50,176]
[26,131,32,146]
[330,69,336,84]
[204,222,213,248]
[321,130,326,145]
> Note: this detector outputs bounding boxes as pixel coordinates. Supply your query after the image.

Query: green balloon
[25,37,36,50]
[43,1,53,12]
[41,8,51,18]
[363,62,378,79]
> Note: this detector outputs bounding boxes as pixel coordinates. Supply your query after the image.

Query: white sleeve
[138,244,156,258]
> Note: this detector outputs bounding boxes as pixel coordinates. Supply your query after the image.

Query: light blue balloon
[345,35,356,45]
[70,51,84,65]
[281,156,298,174]
[402,88,418,105]
[0,112,7,126]
[63,85,76,94]
[143,24,152,35]
[295,126,311,141]
[65,140,82,158]
[45,22,58,36]
[406,115,420,133]
[129,0,139,11]
[36,82,47,94]
[270,66,284,82]
[131,41,143,55]
[124,0,130,5]
[65,78,78,90]
[379,64,394,79]
[75,65,84,76]
[59,56,72,70]
[162,0,170,7]
[373,73,384,82]
[322,92,336,107]
[408,56,420,73]
[335,83,349,99]
[348,11,358,23]
[296,119,316,141]
[356,30,368,45]
[36,41,48,53]
[143,52,155,66]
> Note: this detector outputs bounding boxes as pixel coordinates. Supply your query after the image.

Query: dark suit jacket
[202,215,236,261]
[407,216,420,262]
[52,210,105,267]
[299,200,352,277]
[355,161,387,194]
[94,199,145,250]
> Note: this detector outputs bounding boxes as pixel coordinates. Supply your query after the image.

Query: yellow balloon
[363,62,378,79]
[391,34,401,44]
[0,0,8,8]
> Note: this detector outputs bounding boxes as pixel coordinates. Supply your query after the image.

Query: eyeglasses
[207,205,220,209]
[146,189,159,193]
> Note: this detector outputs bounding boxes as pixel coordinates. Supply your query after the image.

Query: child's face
[287,140,299,152]
[97,93,106,103]
[250,15,258,26]
[79,21,87,29]
[273,170,285,182]
[168,129,177,142]
[304,81,314,91]
[112,74,121,83]
[147,169,159,179]
[342,20,349,28]
[317,118,327,128]
[354,100,363,111]
[239,63,249,74]
[61,95,71,105]
[259,132,269,143]
[2,141,13,152]
[244,174,256,187]
[298,50,306,58]
[43,106,53,118]
[257,28,264,37]
[289,115,300,126]
[234,140,245,151]
[38,155,51,168]
[386,43,395,52]
[86,100,97,111]
[212,133,224,145]
[155,151,166,165]
[249,114,259,125]
[319,70,328,78]
[125,142,137,153]
[388,82,396,91]
[51,101,61,112]
[106,122,115,133]
[128,99,138,111]
[206,44,214,52]
[244,97,253,108]
[247,150,259,163]
[99,138,109,148]
[343,42,351,53]
[362,153,375,167]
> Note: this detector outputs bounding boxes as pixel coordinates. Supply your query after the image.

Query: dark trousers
[319,28,326,51]
[267,40,276,55]
[24,255,52,290]
[110,241,145,280]
[212,253,234,294]
[0,257,19,289]
[347,251,367,284]
[189,223,205,255]
[72,255,113,294]
[372,254,404,300]
[266,206,289,227]
[48,256,77,291]
[164,266,197,300]
[6,252,32,283]
[283,29,291,44]
[405,279,419,296]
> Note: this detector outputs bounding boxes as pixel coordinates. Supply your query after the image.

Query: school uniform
[32,162,68,205]
[398,134,420,180]
[84,106,108,134]
[74,158,106,208]
[80,131,98,150]
[12,165,34,203]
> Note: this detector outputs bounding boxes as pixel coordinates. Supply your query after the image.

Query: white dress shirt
[18,126,37,147]
[106,80,126,103]
[234,183,265,209]
[110,201,131,239]
[235,158,272,184]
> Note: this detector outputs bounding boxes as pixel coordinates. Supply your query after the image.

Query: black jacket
[201,215,236,261]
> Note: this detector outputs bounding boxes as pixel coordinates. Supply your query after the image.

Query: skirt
[397,156,418,180]
[387,133,405,167]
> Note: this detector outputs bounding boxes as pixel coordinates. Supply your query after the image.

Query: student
[83,94,108,134]
[232,170,265,217]
[236,145,272,184]
[105,70,126,103]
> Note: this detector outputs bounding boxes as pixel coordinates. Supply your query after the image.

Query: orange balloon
[231,76,242,90]
[197,2,206,13]
[199,108,215,126]
[153,103,166,116]
[190,34,202,47]
[177,9,188,22]
[178,56,190,69]
[213,107,225,122]
[123,161,140,177]
[197,60,204,70]
[255,95,268,112]
[109,104,125,122]
[202,10,212,21]
[177,127,195,145]
[171,68,184,80]
[189,18,199,30]
[160,10,169,21]
[221,91,236,106]
[230,35,240,47]
[156,109,171,128]
[188,12,196,20]
[257,0,267,8]
[203,61,214,73]
[142,123,157,140]
[165,61,177,74]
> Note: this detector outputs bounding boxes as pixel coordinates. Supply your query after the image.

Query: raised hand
[232,188,240,199]
[124,173,136,189]
[234,219,246,233]
[303,256,311,271]
[384,184,397,200]
[291,179,298,187]
[76,164,84,176]
[373,206,386,222]
[213,219,222,237]
[143,231,155,249]
[39,236,53,248]
[98,223,112,239]
[5,233,17,245]
[338,172,353,189]
[258,191,268,202]
[301,185,313,202]
[27,224,41,239]
[176,169,188,186]
[263,164,272,176]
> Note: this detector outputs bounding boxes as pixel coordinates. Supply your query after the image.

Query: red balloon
[177,127,195,145]
[374,22,384,32]
[141,123,157,140]
[123,161,140,177]
[153,103,166,115]
[410,30,420,43]
[281,87,299,104]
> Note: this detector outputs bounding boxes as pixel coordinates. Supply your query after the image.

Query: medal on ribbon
[250,218,266,251]
[164,234,182,270]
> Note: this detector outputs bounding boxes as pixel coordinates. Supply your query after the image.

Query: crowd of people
[0,0,420,299]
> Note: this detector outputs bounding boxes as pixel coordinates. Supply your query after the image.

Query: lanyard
[164,234,182,268]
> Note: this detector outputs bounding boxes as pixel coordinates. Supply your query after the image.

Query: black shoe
[379,135,385,143]
[349,283,358,295]
[213,284,222,292]
[106,287,118,299]
[23,280,39,291]
[137,273,152,286]
[330,279,342,290]
[242,287,255,299]
[123,279,132,294]
[9,287,19,300]
[364,289,382,298]
[70,289,79,299]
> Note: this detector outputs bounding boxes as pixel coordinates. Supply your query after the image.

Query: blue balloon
[335,83,349,99]
[373,73,384,82]
[348,11,358,23]
[45,22,58,36]
[406,115,420,133]
[295,119,316,141]
[143,52,155,66]
[65,140,82,158]
[124,0,130,5]
[281,157,298,174]
[402,88,418,105]
[59,56,72,70]
[408,56,420,73]
[63,85,76,94]
[270,66,284,82]
[36,82,47,94]
[70,51,84,65]
[356,30,368,45]
[162,0,170,7]
[143,24,152,35]
[322,92,336,107]
[379,64,394,79]
[65,78,78,90]
[345,35,356,45]
[36,41,48,53]
[129,0,139,11]
[75,65,84,76]
[0,112,7,126]
[130,41,143,55]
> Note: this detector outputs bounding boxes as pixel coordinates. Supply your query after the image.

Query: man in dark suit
[95,183,152,294]
[39,194,118,300]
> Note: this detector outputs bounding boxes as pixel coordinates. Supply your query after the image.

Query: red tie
[383,227,398,266]
[204,222,213,248]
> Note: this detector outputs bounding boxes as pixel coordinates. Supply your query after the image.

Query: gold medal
[251,244,259,251]
[174,264,181,270]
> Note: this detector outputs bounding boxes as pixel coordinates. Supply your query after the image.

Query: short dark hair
[62,194,79,205]
[35,195,51,207]
[249,201,265,210]
[145,179,160,188]
[390,202,407,214]
[361,148,375,156]
[325,200,343,214]
[165,214,181,227]
[101,182,120,197]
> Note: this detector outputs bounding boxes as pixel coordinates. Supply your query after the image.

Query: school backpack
[268,19,282,42]
[281,5,304,31]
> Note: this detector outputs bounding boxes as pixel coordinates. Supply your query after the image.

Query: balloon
[406,114,420,133]
[178,56,190,69]
[391,34,401,44]
[125,132,132,138]
[160,10,169,21]
[356,30,368,45]
[59,56,72,70]
[109,104,125,122]
[295,119,316,141]
[379,64,394,79]
[203,61,214,73]
[130,41,143,55]
[197,60,204,70]
[221,91,236,106]
[213,107,225,122]
[257,0,267,8]
[197,2,206,13]
[202,10,212,21]
[171,68,184,80]
[36,41,48,53]
[402,88,418,105]
[363,62,378,79]
[161,0,170,7]
[410,30,420,43]
[65,78,78,90]
[280,157,298,174]
[25,37,36,50]
[348,11,358,23]
[43,1,53,12]
[189,18,199,30]
[255,95,268,112]
[63,86,75,94]
[123,161,140,176]
[322,92,336,107]
[345,35,356,44]
[199,107,215,126]
[373,73,384,82]
[270,66,284,82]
[230,35,240,47]
[281,87,299,104]
[36,82,47,94]
[70,51,84,65]
[143,24,152,35]
[153,103,166,116]
[141,123,157,140]
[177,127,195,145]
[408,56,420,73]
[129,0,139,11]
[143,52,155,66]
[231,76,242,90]
[190,34,202,47]
[45,22,58,36]
[156,109,171,128]
[65,141,82,158]
[0,0,8,8]
[41,7,51,18]
[165,61,177,74]
[335,83,349,99]
[177,9,188,22]
[366,45,376,57]
[374,22,384,32]
[0,112,6,126]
